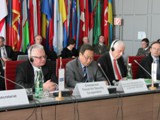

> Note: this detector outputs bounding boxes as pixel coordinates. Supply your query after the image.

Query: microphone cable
[25,99,38,120]
[72,95,79,120]
[156,103,160,120]
[115,92,123,120]
[34,99,44,120]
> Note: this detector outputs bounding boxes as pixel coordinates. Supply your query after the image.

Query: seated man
[136,38,150,56]
[94,35,109,55]
[0,36,14,62]
[66,44,106,88]
[15,44,57,91]
[97,40,127,85]
[137,41,160,80]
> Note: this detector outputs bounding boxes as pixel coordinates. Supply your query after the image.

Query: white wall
[113,0,160,56]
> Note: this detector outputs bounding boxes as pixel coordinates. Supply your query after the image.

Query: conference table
[1,89,160,120]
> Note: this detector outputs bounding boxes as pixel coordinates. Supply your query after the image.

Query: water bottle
[34,71,43,98]
[126,63,133,80]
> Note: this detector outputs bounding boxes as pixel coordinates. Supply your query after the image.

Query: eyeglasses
[31,56,47,59]
[82,54,93,61]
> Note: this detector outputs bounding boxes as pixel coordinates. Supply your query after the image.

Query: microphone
[134,60,152,77]
[0,74,33,100]
[0,74,25,89]
[98,63,111,86]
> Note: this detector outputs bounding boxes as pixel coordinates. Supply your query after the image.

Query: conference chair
[128,56,145,79]
[5,61,24,90]
[56,58,74,77]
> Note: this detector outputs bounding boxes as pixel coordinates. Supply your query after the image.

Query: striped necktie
[113,59,122,80]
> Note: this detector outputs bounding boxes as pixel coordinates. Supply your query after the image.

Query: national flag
[93,0,101,45]
[29,0,35,45]
[12,0,22,51]
[108,0,113,46]
[88,0,94,45]
[41,0,52,50]
[103,0,109,46]
[79,0,85,45]
[76,0,80,48]
[53,0,59,53]
[58,0,67,53]
[37,0,41,35]
[22,0,30,52]
[0,0,8,39]
[6,0,12,45]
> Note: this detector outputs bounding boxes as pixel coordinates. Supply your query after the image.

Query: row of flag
[0,0,113,54]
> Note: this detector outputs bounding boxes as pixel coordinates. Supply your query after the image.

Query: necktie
[113,59,122,80]
[156,59,160,80]
[83,66,88,82]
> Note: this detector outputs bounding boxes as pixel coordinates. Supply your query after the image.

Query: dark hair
[68,38,76,45]
[79,44,94,54]
[150,41,160,48]
[141,38,149,46]
[0,36,5,42]
[157,39,160,42]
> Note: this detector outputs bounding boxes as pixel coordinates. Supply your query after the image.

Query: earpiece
[111,39,119,51]
[30,57,34,62]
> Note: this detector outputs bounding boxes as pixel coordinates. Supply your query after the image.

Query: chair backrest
[94,55,101,61]
[128,56,145,79]
[17,55,28,61]
[5,61,24,90]
[56,58,74,76]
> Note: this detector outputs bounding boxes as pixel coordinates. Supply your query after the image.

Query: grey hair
[28,44,44,58]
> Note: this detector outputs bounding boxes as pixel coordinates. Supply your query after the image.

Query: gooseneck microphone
[0,74,25,89]
[134,60,152,77]
[98,63,111,86]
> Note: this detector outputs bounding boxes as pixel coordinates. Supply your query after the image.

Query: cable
[157,103,160,120]
[34,99,44,120]
[25,100,38,120]
[72,95,79,120]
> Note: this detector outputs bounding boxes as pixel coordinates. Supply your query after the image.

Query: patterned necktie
[113,59,122,80]
[83,66,88,82]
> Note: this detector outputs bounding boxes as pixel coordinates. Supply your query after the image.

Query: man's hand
[43,80,57,91]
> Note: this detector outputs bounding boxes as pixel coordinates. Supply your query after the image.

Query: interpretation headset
[110,39,119,51]
[28,45,34,63]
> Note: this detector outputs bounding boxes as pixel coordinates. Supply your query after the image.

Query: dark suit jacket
[15,60,57,89]
[66,58,106,88]
[0,45,14,59]
[97,52,127,85]
[137,53,160,80]
[136,47,150,56]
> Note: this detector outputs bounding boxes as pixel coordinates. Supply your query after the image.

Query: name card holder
[72,81,109,98]
[0,89,29,107]
[117,79,148,93]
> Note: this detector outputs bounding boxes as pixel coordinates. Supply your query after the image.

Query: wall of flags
[0,0,113,54]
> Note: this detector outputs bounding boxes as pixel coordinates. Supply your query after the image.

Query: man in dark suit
[15,44,57,91]
[137,41,160,80]
[66,44,106,88]
[0,36,14,62]
[136,38,150,56]
[97,40,127,85]
[94,35,109,55]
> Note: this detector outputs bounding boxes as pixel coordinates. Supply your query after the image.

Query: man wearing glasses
[66,44,106,88]
[15,44,57,91]
[137,41,160,79]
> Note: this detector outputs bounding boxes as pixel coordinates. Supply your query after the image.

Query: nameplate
[72,81,109,98]
[58,68,65,90]
[0,89,29,107]
[117,79,148,93]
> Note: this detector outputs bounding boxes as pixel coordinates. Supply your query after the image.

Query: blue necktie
[83,66,88,82]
